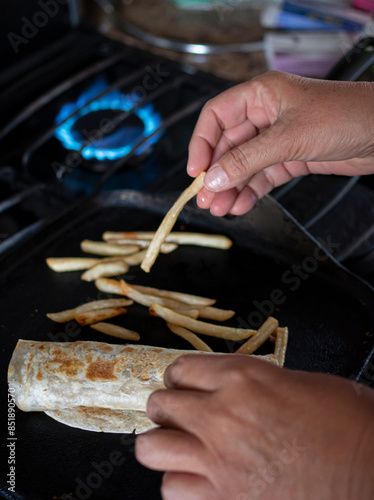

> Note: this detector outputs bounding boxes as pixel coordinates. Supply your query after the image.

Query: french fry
[103,231,232,249]
[274,327,288,368]
[132,284,215,307]
[163,233,232,249]
[197,306,235,322]
[103,231,155,241]
[81,260,129,282]
[46,298,133,323]
[106,239,178,253]
[122,243,177,267]
[123,249,148,266]
[75,307,127,326]
[118,280,200,318]
[95,278,127,296]
[90,322,140,341]
[46,257,101,272]
[167,322,213,352]
[141,172,206,272]
[150,303,255,341]
[235,317,279,355]
[94,278,199,318]
[80,240,139,256]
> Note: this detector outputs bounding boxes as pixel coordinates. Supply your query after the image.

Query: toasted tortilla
[8,339,278,433]
[8,340,195,412]
[45,407,156,434]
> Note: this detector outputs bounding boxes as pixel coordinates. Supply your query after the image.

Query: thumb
[204,127,288,192]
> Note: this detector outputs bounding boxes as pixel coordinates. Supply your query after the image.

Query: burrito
[8,339,278,433]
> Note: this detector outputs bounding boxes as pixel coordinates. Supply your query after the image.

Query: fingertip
[229,187,258,215]
[163,355,186,388]
[196,187,214,209]
[186,163,198,177]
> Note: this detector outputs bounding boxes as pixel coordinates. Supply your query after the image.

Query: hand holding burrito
[7,340,277,434]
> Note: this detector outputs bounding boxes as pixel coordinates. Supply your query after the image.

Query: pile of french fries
[45,274,288,366]
[45,174,288,366]
[46,231,232,282]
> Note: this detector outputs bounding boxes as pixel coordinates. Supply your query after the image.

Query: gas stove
[1,2,374,291]
[0,11,231,258]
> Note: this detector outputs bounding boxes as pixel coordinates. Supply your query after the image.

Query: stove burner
[54,78,163,161]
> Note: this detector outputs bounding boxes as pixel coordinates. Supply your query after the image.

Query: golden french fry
[46,257,101,272]
[141,172,206,272]
[95,278,127,296]
[80,240,140,256]
[105,238,151,247]
[46,299,133,323]
[235,317,279,355]
[163,233,232,249]
[81,260,129,282]
[123,249,148,266]
[167,322,213,352]
[102,231,153,241]
[197,306,235,322]
[103,231,232,249]
[274,327,288,368]
[90,322,140,341]
[75,307,127,326]
[121,244,177,267]
[94,278,199,318]
[150,303,255,341]
[132,284,215,307]
[158,243,178,254]
[118,280,199,318]
[106,239,178,253]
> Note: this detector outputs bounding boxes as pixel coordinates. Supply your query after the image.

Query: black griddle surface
[1,191,374,500]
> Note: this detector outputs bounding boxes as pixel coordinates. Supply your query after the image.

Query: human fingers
[161,472,214,500]
[163,353,274,391]
[135,428,206,474]
[187,83,260,178]
[146,388,209,431]
[203,124,292,193]
[228,161,309,215]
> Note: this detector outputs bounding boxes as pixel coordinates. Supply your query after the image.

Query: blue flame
[55,78,163,161]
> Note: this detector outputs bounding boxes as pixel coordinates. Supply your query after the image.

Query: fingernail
[204,165,228,191]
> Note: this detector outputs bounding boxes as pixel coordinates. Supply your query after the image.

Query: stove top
[1,26,374,292]
[0,28,231,257]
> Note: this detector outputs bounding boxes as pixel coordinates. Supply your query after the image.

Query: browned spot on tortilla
[36,372,43,381]
[86,359,118,381]
[123,346,134,352]
[57,360,84,377]
[51,348,84,377]
[97,344,113,352]
[38,345,46,351]
[26,363,30,372]
[30,354,34,361]
[153,348,162,353]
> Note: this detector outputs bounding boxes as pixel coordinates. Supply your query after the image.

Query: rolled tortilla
[45,407,156,434]
[8,339,278,433]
